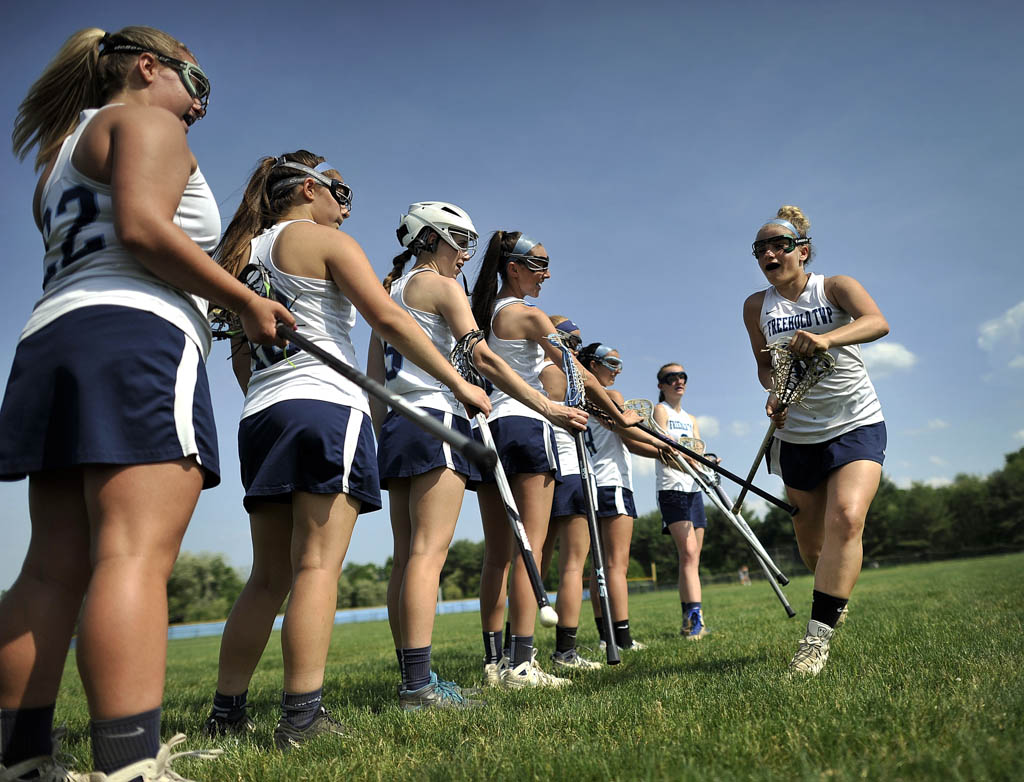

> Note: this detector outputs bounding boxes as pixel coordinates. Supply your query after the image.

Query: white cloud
[1009,355,1024,370]
[924,477,952,488]
[1014,430,1024,442]
[631,455,655,478]
[730,420,752,437]
[927,419,949,430]
[695,415,719,438]
[978,301,1024,351]
[861,342,917,377]
[929,455,947,466]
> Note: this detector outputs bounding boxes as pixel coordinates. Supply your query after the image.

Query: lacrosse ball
[539,605,559,627]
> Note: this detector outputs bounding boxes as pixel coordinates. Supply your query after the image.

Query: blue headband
[314,161,340,174]
[556,319,581,334]
[594,345,616,360]
[763,218,801,237]
[511,233,539,255]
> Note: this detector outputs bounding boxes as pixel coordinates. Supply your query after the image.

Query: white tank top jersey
[587,419,633,490]
[760,273,884,444]
[240,220,369,419]
[380,267,463,417]
[23,106,220,357]
[553,425,581,478]
[655,402,697,492]
[485,297,548,423]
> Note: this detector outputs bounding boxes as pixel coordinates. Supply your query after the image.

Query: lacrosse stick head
[449,330,487,389]
[765,338,836,409]
[680,436,717,483]
[624,398,654,427]
[208,262,277,341]
[545,333,585,408]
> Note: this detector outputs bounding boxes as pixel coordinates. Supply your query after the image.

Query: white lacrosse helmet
[397,201,478,258]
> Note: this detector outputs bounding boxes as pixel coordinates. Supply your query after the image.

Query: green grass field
[52,554,1024,781]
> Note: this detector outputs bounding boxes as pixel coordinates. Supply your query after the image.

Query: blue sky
[1,1,1022,589]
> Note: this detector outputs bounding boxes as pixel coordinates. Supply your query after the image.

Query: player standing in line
[203,161,489,747]
[368,203,585,708]
[742,205,888,675]
[654,363,712,640]
[0,26,292,781]
[470,232,639,688]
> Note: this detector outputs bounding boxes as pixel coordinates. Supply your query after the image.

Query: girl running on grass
[204,161,489,748]
[742,205,888,675]
[368,203,585,709]
[0,26,291,781]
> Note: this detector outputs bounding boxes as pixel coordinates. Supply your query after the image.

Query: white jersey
[380,267,462,417]
[486,297,547,423]
[655,402,697,492]
[22,106,220,357]
[553,426,581,478]
[586,419,633,490]
[760,273,884,444]
[241,220,369,419]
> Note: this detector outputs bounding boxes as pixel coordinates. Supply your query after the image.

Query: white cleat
[500,650,571,689]
[550,648,602,670]
[80,734,222,781]
[788,620,834,677]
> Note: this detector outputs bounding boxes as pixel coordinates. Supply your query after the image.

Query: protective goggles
[100,39,210,117]
[507,253,550,272]
[751,235,809,258]
[658,370,687,385]
[445,228,478,259]
[271,161,353,211]
[594,345,622,372]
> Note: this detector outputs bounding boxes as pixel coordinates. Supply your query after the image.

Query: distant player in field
[654,363,712,640]
[369,203,583,708]
[742,204,888,676]
[0,26,290,781]
[204,157,488,748]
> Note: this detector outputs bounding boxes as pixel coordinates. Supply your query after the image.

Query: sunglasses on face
[658,371,687,385]
[751,235,809,258]
[508,253,550,272]
[102,41,211,116]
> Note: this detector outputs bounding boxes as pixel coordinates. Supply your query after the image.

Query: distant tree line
[164,447,1024,622]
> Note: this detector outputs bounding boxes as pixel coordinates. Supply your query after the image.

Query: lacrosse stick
[624,399,789,585]
[731,340,837,513]
[450,331,558,627]
[619,398,798,515]
[546,333,620,664]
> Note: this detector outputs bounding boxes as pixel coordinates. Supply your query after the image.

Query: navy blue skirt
[596,486,636,519]
[238,399,380,514]
[658,490,707,532]
[377,408,478,489]
[552,473,587,518]
[477,415,558,482]
[767,421,887,491]
[0,305,219,487]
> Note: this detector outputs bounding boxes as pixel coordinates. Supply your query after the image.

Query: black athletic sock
[555,625,578,654]
[509,634,534,667]
[1,703,56,766]
[613,619,633,649]
[483,630,503,664]
[281,688,323,729]
[400,645,432,692]
[210,690,248,722]
[810,589,848,629]
[594,615,607,643]
[90,706,161,775]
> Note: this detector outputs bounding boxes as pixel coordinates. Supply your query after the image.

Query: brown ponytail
[470,230,521,338]
[382,248,413,292]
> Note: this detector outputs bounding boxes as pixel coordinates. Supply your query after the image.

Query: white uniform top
[379,267,463,417]
[553,426,581,478]
[655,402,697,492]
[23,106,220,357]
[587,419,633,490]
[485,297,547,423]
[241,220,369,419]
[760,273,884,444]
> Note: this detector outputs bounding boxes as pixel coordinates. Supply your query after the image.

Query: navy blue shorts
[658,490,706,533]
[377,408,478,489]
[476,416,558,482]
[0,305,219,487]
[238,399,381,514]
[552,473,587,518]
[596,486,636,519]
[767,421,887,492]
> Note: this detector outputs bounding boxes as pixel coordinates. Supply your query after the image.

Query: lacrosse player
[742,205,889,675]
[203,159,489,747]
[0,26,294,781]
[367,204,582,707]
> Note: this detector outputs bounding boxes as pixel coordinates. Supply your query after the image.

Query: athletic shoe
[500,650,571,689]
[272,706,346,751]
[788,620,834,676]
[431,671,482,697]
[550,648,602,670]
[683,610,708,640]
[599,639,646,652]
[482,658,504,687]
[202,709,255,739]
[78,733,223,781]
[399,677,485,711]
[0,727,86,782]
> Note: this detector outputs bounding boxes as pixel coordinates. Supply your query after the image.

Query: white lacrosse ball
[539,605,559,627]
